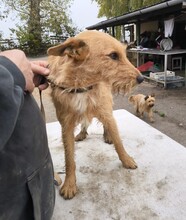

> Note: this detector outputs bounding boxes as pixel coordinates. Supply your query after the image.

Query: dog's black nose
[136,75,144,84]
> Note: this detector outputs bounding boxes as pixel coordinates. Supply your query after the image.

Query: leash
[37,76,63,186]
[39,89,46,121]
[37,76,47,121]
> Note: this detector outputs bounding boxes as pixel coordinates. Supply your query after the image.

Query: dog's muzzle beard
[111,74,144,94]
[112,81,136,94]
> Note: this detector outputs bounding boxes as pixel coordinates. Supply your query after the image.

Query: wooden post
[136,21,140,45]
[112,26,115,37]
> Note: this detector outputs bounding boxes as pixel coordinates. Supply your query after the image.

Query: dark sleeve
[0,56,26,149]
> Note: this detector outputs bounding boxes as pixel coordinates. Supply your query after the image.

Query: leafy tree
[1,0,78,55]
[94,0,129,18]
[129,0,164,12]
[129,0,143,11]
[93,0,125,19]
[93,0,163,18]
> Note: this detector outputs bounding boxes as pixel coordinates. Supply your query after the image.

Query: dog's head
[144,93,155,107]
[47,30,144,93]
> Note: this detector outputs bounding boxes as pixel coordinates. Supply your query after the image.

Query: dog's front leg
[135,105,141,118]
[148,109,155,123]
[103,126,113,144]
[60,123,77,199]
[99,114,137,169]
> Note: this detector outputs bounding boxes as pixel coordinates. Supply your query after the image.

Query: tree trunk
[27,0,42,53]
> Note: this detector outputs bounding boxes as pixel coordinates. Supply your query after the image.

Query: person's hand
[0,50,50,92]
[0,49,34,92]
[31,60,50,91]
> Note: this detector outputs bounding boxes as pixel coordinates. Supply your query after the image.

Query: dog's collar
[48,80,93,93]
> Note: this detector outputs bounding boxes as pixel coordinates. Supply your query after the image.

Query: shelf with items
[128,48,186,88]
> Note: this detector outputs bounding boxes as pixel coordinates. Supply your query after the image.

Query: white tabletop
[47,110,186,220]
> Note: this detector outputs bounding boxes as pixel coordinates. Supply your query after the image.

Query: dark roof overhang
[86,0,186,30]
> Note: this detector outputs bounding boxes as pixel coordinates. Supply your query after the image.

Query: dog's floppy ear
[47,38,89,61]
[151,93,155,97]
[144,95,149,101]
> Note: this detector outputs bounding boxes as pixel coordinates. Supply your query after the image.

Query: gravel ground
[33,80,186,147]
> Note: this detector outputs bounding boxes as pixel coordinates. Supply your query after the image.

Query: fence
[0,35,69,51]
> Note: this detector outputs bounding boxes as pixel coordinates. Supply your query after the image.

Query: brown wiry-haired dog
[47,30,144,199]
[129,94,155,123]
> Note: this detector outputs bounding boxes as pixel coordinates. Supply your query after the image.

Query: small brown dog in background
[47,30,144,199]
[129,94,155,123]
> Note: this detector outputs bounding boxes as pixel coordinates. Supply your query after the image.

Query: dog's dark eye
[108,52,119,60]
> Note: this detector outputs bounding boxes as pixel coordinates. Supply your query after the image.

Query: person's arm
[0,56,26,149]
[0,50,50,149]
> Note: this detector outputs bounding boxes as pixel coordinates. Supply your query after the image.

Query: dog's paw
[75,132,87,142]
[122,156,137,169]
[150,118,155,123]
[60,181,77,199]
[104,136,113,144]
